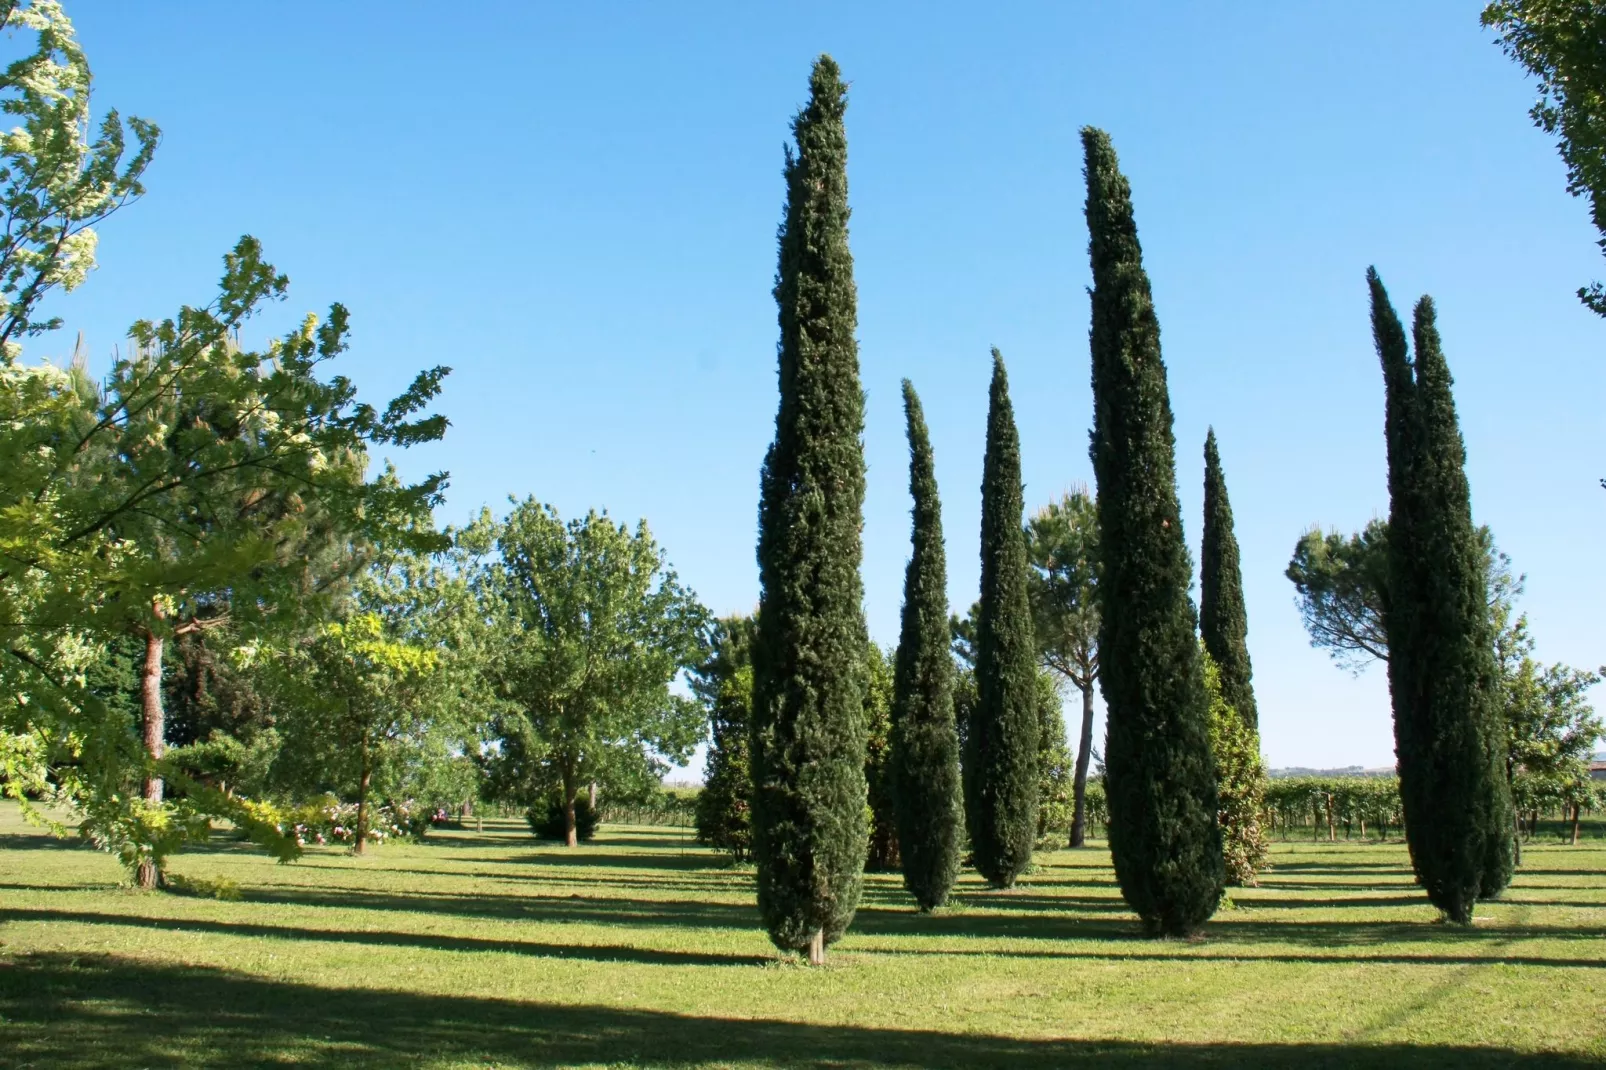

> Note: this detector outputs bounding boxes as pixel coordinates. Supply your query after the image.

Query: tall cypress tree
[1371,271,1514,922]
[968,349,1039,889]
[750,56,867,966]
[890,380,963,911]
[1083,127,1223,937]
[1200,429,1258,730]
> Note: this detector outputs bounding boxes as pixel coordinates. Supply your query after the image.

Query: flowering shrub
[277,795,432,848]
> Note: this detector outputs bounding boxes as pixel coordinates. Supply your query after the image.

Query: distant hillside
[1267,765,1394,779]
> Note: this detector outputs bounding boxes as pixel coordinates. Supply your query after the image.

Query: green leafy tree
[890,381,962,911]
[468,500,708,847]
[1371,270,1513,921]
[750,55,868,965]
[1024,488,1101,846]
[863,642,898,870]
[0,0,158,355]
[1482,0,1606,316]
[692,615,758,861]
[1200,430,1258,730]
[1202,649,1268,886]
[1084,126,1223,936]
[696,664,754,861]
[1034,671,1075,842]
[968,350,1039,889]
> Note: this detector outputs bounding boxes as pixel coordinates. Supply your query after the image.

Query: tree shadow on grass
[0,908,766,966]
[0,951,1595,1070]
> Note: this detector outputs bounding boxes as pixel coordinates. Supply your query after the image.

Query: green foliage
[1034,672,1075,843]
[466,500,708,846]
[1371,270,1514,921]
[1483,0,1606,315]
[1262,776,1403,839]
[695,665,754,861]
[1200,430,1258,730]
[1202,651,1268,886]
[1083,126,1223,936]
[528,794,598,843]
[891,381,962,911]
[750,55,867,960]
[1286,520,1392,671]
[0,0,159,353]
[863,642,898,871]
[968,351,1039,889]
[1024,488,1101,847]
[1498,617,1603,816]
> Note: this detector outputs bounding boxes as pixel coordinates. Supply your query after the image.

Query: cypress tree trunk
[750,55,868,962]
[968,350,1039,889]
[1200,429,1259,730]
[1371,271,1513,922]
[1083,127,1223,937]
[890,380,963,911]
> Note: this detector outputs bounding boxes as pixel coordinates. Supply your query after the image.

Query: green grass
[1,804,1603,1068]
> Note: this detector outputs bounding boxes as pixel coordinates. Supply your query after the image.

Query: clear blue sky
[36,2,1605,772]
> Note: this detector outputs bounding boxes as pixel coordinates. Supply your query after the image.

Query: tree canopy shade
[1200,430,1258,731]
[890,380,962,911]
[1083,126,1223,937]
[967,350,1040,890]
[1371,269,1513,922]
[750,55,868,965]
[1024,489,1101,847]
[466,500,708,847]
[1483,0,1606,316]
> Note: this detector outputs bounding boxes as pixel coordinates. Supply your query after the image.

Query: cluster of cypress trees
[750,55,868,966]
[1083,127,1224,937]
[1370,269,1514,923]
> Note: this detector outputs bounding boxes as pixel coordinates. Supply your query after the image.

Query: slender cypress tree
[1372,271,1514,921]
[750,55,867,965]
[968,349,1039,889]
[1200,429,1258,730]
[890,380,963,911]
[1083,127,1223,936]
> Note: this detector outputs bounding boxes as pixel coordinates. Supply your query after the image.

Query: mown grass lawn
[1,803,1602,1069]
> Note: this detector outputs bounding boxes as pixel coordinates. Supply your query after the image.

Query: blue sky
[35,2,1605,772]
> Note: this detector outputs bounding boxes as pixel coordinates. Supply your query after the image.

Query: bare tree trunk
[136,626,165,890]
[1068,684,1095,848]
[354,728,371,856]
[1571,804,1581,846]
[1513,811,1522,868]
[588,781,598,811]
[807,928,825,966]
[1326,795,1336,842]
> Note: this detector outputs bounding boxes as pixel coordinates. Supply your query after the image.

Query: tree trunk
[807,928,825,966]
[589,781,598,811]
[1068,683,1095,848]
[354,730,371,856]
[1326,795,1336,842]
[136,626,165,890]
[1513,811,1523,868]
[1571,804,1581,846]
[563,764,579,848]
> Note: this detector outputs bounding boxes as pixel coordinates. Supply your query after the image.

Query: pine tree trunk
[807,928,825,966]
[1069,683,1095,848]
[564,764,579,848]
[136,626,165,890]
[354,732,371,856]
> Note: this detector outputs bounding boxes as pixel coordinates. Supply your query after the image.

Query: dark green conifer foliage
[968,350,1040,889]
[890,381,963,911]
[1371,271,1514,922]
[1200,429,1258,731]
[1083,127,1224,936]
[750,55,868,964]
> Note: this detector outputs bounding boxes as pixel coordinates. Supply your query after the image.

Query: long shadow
[0,952,1594,1069]
[517,849,718,872]
[0,908,766,967]
[0,832,91,852]
[1232,896,1427,910]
